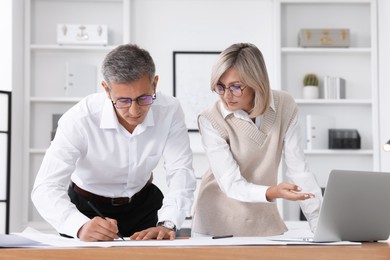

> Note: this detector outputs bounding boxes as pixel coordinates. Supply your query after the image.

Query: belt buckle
[111,197,130,206]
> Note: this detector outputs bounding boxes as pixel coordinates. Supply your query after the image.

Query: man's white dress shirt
[32,92,196,238]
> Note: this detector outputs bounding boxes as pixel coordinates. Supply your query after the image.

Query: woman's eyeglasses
[214,83,247,97]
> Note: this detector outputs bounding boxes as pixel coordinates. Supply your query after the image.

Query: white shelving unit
[23,0,131,230]
[275,0,379,221]
[275,0,379,189]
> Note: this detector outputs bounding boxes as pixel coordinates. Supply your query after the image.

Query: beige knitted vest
[192,90,297,236]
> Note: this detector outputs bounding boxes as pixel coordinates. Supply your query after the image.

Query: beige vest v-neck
[192,90,297,236]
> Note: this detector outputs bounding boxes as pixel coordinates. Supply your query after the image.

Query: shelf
[45,0,123,3]
[295,99,372,105]
[281,47,371,54]
[304,149,373,155]
[30,97,84,103]
[30,44,117,51]
[30,149,47,154]
[279,0,373,4]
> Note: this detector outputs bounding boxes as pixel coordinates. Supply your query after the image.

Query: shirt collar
[220,91,275,120]
[133,108,154,135]
[100,98,118,129]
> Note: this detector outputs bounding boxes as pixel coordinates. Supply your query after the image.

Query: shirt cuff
[248,184,273,203]
[158,205,187,230]
[59,212,91,239]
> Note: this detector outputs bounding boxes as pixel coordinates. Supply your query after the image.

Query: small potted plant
[303,73,319,99]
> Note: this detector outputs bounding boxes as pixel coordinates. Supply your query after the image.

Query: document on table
[0,234,48,248]
[9,226,360,248]
[15,230,286,248]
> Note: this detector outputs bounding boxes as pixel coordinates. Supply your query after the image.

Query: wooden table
[1,242,389,260]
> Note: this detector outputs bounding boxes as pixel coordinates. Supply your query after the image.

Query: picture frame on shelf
[173,51,220,132]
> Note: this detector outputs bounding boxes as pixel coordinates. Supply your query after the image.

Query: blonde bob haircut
[210,43,271,118]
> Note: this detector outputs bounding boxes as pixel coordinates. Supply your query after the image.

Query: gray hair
[102,44,155,87]
[211,43,271,117]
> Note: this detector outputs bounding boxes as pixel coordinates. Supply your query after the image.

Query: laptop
[309,169,390,242]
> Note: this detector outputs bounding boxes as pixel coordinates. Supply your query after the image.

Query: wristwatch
[157,220,177,232]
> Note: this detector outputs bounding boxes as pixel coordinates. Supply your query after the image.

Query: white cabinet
[0,91,11,234]
[275,0,379,219]
[23,0,130,229]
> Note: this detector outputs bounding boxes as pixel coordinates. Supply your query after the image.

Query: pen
[87,201,125,240]
[212,235,234,239]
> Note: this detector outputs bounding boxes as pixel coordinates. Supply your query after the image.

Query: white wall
[0,0,12,234]
[130,0,276,97]
[0,0,12,91]
[9,0,25,232]
[378,0,390,171]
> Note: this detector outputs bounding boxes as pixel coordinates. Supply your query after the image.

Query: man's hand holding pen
[77,201,125,242]
[77,217,121,242]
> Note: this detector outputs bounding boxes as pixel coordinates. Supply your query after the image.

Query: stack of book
[323,76,346,99]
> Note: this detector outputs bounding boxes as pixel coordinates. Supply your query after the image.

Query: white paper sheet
[12,225,360,248]
[0,234,48,248]
[16,230,286,248]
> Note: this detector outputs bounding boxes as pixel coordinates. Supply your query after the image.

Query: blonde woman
[192,43,322,237]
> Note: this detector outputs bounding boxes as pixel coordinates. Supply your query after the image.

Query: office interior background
[0,0,389,234]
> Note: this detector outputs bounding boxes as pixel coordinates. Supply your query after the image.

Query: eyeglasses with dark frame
[214,83,247,97]
[111,94,156,109]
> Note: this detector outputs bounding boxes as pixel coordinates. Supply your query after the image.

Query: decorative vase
[303,86,319,99]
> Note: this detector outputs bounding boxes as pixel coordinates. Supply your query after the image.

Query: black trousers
[67,183,164,237]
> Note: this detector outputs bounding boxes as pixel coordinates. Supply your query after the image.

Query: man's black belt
[71,178,152,206]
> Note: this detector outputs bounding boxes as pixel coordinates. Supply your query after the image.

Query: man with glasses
[31,44,196,242]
